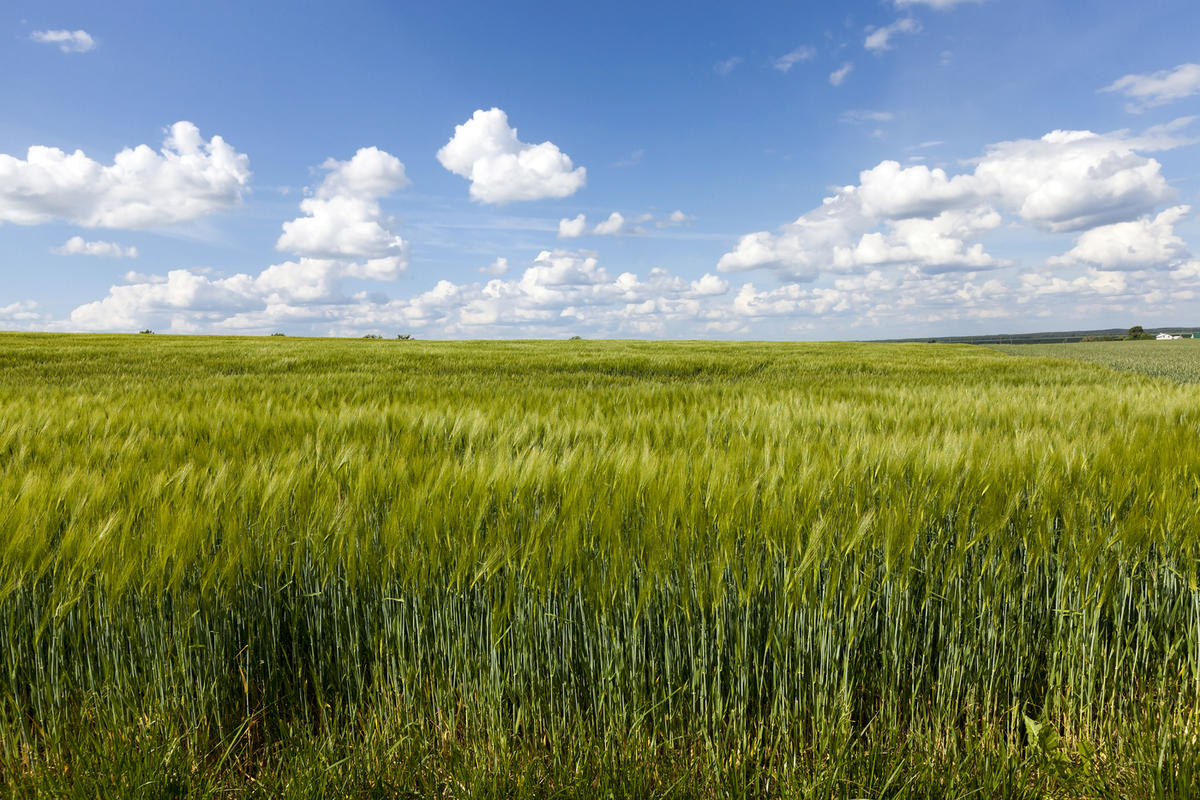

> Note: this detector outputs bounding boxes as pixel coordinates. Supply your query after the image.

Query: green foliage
[1126,325,1153,340]
[1,334,1199,796]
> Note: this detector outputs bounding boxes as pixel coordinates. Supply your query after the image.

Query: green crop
[1,333,1198,798]
[994,338,1200,383]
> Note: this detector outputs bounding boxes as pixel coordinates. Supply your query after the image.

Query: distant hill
[876,327,1200,345]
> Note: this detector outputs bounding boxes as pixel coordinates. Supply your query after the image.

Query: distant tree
[569,335,583,340]
[396,334,413,340]
[138,329,155,335]
[363,333,383,340]
[1125,325,1152,340]
[270,332,286,337]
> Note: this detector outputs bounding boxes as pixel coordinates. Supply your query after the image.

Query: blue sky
[3,0,1200,338]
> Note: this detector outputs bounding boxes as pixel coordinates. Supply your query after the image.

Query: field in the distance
[994,338,1200,384]
[1,334,1199,798]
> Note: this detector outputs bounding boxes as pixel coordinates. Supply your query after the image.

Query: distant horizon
[5,322,1199,344]
[2,1,1199,340]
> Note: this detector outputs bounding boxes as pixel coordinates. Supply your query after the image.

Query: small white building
[1156,332,1182,340]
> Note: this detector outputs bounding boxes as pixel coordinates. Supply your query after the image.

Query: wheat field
[1,333,1198,798]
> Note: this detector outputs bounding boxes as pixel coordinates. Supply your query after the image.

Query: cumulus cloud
[276,146,408,266]
[719,124,1184,282]
[30,29,95,53]
[865,18,920,52]
[1101,63,1200,112]
[658,210,692,228]
[829,63,854,86]
[1048,206,1191,270]
[0,301,48,330]
[479,257,510,276]
[436,108,586,204]
[772,46,816,73]
[971,129,1174,231]
[0,121,250,228]
[68,146,415,332]
[593,212,625,235]
[67,247,738,337]
[558,213,587,238]
[53,236,137,258]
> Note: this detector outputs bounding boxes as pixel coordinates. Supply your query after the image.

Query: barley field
[1,333,1199,798]
[993,338,1200,384]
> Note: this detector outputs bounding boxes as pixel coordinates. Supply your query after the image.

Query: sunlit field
[994,338,1200,384]
[2,334,1199,798]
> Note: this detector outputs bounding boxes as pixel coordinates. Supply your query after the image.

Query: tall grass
[1,333,1198,797]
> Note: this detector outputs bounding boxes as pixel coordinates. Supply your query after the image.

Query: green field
[993,338,1200,384]
[2,334,1199,798]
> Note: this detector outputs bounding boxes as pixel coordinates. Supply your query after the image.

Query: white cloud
[593,212,625,236]
[479,257,510,276]
[1101,63,1200,112]
[436,108,586,204]
[829,62,854,86]
[0,301,48,330]
[971,129,1174,231]
[840,110,895,124]
[30,29,95,53]
[772,47,816,73]
[67,248,737,337]
[276,147,408,263]
[558,213,587,238]
[718,124,1184,280]
[0,121,250,228]
[714,57,742,76]
[53,236,137,258]
[657,210,692,228]
[864,18,920,53]
[1049,206,1191,270]
[68,146,416,332]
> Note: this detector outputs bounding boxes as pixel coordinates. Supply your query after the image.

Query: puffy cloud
[479,257,510,276]
[53,236,137,258]
[558,213,587,238]
[658,210,692,228]
[436,108,586,204]
[593,212,625,235]
[65,246,737,337]
[772,47,816,73]
[856,161,975,218]
[1049,206,1191,270]
[0,121,250,228]
[829,63,854,86]
[719,124,1182,280]
[1019,270,1134,302]
[0,301,48,330]
[276,147,408,262]
[69,146,415,332]
[971,129,1173,231]
[865,18,920,53]
[1101,63,1200,112]
[30,29,95,53]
